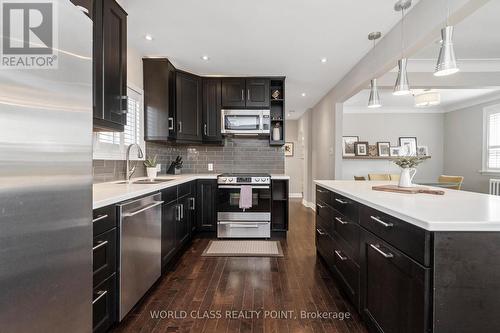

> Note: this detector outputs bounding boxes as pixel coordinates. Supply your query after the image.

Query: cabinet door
[101,0,127,127]
[176,72,202,142]
[361,230,431,333]
[202,78,222,142]
[161,200,177,270]
[246,79,270,108]
[196,180,217,232]
[221,78,246,108]
[93,273,117,333]
[177,196,191,246]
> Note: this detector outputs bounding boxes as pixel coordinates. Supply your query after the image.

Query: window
[483,105,500,172]
[93,86,145,160]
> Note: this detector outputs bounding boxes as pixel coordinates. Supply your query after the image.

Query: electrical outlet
[208,163,213,171]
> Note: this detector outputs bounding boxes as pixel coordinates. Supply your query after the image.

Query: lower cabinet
[196,180,217,232]
[93,273,117,333]
[177,194,192,247]
[161,197,178,270]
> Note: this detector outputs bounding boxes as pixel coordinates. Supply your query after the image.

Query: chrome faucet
[126,144,144,182]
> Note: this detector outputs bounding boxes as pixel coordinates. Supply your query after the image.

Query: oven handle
[218,221,270,226]
[218,185,270,189]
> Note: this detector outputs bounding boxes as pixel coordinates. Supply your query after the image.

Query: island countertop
[314,180,500,232]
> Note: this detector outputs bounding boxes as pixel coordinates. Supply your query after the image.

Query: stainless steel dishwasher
[118,193,163,321]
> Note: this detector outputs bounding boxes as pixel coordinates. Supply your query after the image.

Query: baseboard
[302,199,316,211]
[289,193,303,198]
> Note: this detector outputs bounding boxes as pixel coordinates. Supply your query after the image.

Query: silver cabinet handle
[316,228,325,235]
[335,198,349,204]
[178,121,182,133]
[176,204,181,221]
[189,197,195,210]
[92,214,108,223]
[122,201,164,217]
[370,216,393,228]
[317,189,328,193]
[230,224,259,228]
[335,250,348,261]
[370,244,394,258]
[120,95,128,114]
[92,290,108,305]
[168,117,174,130]
[335,217,348,225]
[180,204,184,220]
[92,240,108,251]
[204,123,207,136]
[317,203,326,209]
[241,89,244,101]
[247,89,250,101]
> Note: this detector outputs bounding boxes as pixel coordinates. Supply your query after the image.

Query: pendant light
[434,1,459,76]
[368,32,382,108]
[393,0,412,96]
[414,90,441,108]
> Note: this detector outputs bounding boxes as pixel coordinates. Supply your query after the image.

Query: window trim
[481,104,500,174]
[93,83,146,161]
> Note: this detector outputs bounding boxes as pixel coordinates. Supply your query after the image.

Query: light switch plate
[208,163,213,171]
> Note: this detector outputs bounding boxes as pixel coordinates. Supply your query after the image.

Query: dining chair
[389,174,400,181]
[368,174,391,181]
[438,175,464,190]
[354,176,366,181]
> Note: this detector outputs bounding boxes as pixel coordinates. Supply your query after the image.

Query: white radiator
[490,179,500,196]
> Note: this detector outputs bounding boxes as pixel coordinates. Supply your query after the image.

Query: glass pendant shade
[434,26,459,77]
[393,58,411,96]
[368,79,382,108]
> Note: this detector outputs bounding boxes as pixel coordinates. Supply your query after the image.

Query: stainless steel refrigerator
[0,1,93,332]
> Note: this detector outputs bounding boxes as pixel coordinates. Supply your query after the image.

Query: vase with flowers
[393,156,426,188]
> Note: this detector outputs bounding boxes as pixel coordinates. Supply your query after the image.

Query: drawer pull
[317,189,328,193]
[335,198,349,204]
[370,244,394,258]
[370,215,393,228]
[317,203,326,209]
[92,290,108,305]
[93,240,108,251]
[316,228,325,235]
[335,217,348,225]
[92,214,108,223]
[335,250,348,261]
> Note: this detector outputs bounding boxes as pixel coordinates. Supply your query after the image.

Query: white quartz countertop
[93,174,290,209]
[314,180,500,232]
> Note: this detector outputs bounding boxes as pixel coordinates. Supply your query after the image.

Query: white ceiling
[344,88,500,113]
[121,0,421,119]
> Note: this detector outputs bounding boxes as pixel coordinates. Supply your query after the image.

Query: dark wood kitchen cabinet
[177,195,192,247]
[196,180,218,232]
[161,187,178,271]
[143,58,177,141]
[221,78,270,109]
[221,78,246,108]
[246,78,270,108]
[176,72,203,142]
[202,78,222,142]
[271,179,289,231]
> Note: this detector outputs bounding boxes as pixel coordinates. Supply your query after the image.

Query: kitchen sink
[115,179,174,185]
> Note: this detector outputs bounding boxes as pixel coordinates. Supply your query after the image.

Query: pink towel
[239,185,253,210]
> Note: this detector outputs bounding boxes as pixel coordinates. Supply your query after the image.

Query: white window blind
[93,86,145,160]
[487,111,500,169]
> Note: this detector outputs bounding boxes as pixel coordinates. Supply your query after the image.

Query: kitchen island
[314,180,500,333]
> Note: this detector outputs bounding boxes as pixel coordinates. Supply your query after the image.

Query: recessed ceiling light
[321,57,327,63]
[201,55,210,61]
[301,93,306,97]
[144,34,153,41]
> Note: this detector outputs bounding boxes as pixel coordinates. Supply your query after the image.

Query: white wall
[127,47,143,89]
[342,112,444,182]
[444,99,500,193]
[285,120,303,196]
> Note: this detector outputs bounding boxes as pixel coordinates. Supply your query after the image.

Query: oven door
[217,185,271,214]
[221,110,270,134]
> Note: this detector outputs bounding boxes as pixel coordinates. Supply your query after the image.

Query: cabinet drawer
[316,186,332,206]
[316,202,334,236]
[332,236,360,309]
[332,210,360,263]
[360,205,431,266]
[332,193,358,223]
[93,205,116,236]
[316,226,335,270]
[93,273,117,333]
[93,228,117,286]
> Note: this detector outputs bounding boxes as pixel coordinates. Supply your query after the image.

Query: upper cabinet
[202,78,222,142]
[176,72,202,143]
[92,0,127,132]
[221,78,270,109]
[143,58,176,141]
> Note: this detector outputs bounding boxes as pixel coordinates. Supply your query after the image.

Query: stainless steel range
[217,173,271,238]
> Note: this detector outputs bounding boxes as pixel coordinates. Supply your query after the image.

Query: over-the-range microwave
[221,109,270,135]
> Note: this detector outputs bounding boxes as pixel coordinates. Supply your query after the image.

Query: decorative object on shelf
[393,0,412,96]
[272,122,281,141]
[144,155,158,180]
[417,146,429,156]
[414,90,440,108]
[399,137,418,156]
[271,89,281,100]
[434,0,459,77]
[342,136,359,157]
[377,142,391,157]
[284,142,294,157]
[368,145,378,157]
[354,141,369,156]
[393,156,426,188]
[167,155,183,175]
[390,146,402,157]
[367,32,382,108]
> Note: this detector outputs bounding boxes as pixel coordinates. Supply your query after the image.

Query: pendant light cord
[401,8,405,58]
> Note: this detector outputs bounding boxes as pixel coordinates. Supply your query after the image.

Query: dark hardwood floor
[113,199,368,333]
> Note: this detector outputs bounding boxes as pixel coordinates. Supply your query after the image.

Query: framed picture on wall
[284,142,294,157]
[417,146,429,156]
[399,137,418,156]
[390,146,402,157]
[342,136,359,157]
[377,142,391,157]
[354,141,369,156]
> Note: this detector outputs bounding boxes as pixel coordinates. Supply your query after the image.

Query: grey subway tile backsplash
[93,137,284,183]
